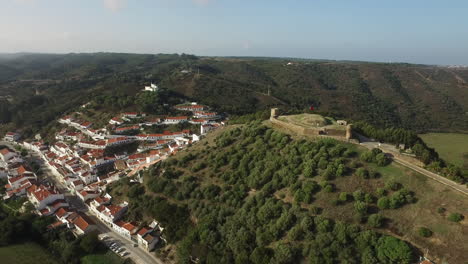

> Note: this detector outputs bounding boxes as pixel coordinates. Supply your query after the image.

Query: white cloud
[103,0,126,12]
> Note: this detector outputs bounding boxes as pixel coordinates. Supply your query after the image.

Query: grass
[419,133,468,168]
[279,114,346,130]
[0,242,58,264]
[81,251,126,264]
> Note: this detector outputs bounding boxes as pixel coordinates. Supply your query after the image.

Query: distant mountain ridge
[0,53,467,133]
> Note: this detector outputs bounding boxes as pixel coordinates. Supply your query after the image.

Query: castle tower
[271,108,279,119]
[346,124,353,140]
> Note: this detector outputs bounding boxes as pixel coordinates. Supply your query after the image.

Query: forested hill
[1,53,468,133]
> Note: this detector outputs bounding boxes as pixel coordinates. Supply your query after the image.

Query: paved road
[359,140,468,197]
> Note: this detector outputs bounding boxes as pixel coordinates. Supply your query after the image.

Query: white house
[66,212,97,235]
[144,83,159,92]
[77,190,100,202]
[106,137,134,147]
[109,117,124,125]
[163,116,188,124]
[4,132,20,142]
[112,221,139,239]
[27,184,64,211]
[0,148,17,162]
[92,201,128,225]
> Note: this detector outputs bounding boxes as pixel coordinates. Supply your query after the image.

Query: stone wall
[270,115,357,143]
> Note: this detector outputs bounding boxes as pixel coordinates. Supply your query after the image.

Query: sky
[0,0,467,65]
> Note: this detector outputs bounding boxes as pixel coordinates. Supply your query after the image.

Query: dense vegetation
[1,53,468,137]
[110,123,420,263]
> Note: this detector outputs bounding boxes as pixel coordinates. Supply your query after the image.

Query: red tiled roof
[0,148,12,155]
[138,227,151,236]
[55,207,71,218]
[73,214,95,231]
[106,205,124,216]
[107,137,128,144]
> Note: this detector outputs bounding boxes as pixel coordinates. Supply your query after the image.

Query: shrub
[418,227,432,237]
[364,193,374,203]
[323,185,334,193]
[437,207,446,214]
[368,214,384,228]
[385,180,401,191]
[353,190,365,202]
[375,153,391,166]
[356,168,369,179]
[377,197,390,210]
[354,201,368,215]
[338,192,349,202]
[375,188,386,197]
[448,213,464,222]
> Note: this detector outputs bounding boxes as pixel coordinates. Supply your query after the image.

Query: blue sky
[1,0,467,65]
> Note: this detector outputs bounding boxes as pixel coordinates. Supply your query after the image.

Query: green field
[419,133,468,168]
[0,243,58,264]
[81,251,126,264]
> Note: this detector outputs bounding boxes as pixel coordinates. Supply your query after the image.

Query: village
[0,83,224,262]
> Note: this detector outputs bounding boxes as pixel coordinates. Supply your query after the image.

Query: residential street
[0,141,166,264]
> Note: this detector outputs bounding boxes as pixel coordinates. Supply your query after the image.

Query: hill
[108,123,467,264]
[1,53,468,137]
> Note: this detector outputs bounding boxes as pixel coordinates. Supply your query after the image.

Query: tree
[377,197,390,210]
[338,192,349,202]
[418,227,432,237]
[354,201,368,215]
[356,168,369,179]
[250,247,273,264]
[376,236,413,264]
[273,243,295,264]
[375,153,390,166]
[448,213,464,222]
[79,231,99,254]
[367,214,383,228]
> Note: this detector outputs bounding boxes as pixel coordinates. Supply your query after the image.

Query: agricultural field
[0,243,58,264]
[419,133,468,168]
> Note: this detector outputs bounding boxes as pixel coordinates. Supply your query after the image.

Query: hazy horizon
[1,0,468,65]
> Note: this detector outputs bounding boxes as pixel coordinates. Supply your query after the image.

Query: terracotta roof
[107,137,129,144]
[122,222,137,232]
[143,233,157,243]
[106,205,124,216]
[28,185,60,202]
[55,207,71,218]
[138,227,151,236]
[0,148,12,155]
[73,214,95,231]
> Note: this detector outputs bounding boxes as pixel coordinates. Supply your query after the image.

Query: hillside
[1,53,468,137]
[108,123,468,264]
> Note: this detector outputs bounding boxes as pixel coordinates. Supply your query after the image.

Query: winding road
[359,139,468,197]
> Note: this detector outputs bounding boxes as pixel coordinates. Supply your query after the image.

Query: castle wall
[270,116,357,143]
